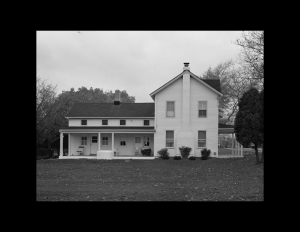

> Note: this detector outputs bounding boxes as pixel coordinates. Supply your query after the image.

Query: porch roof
[218,123,234,134]
[59,126,156,133]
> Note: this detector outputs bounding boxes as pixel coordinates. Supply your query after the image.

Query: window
[198,131,206,147]
[92,136,97,143]
[81,137,87,145]
[144,120,149,126]
[166,101,175,117]
[81,120,87,125]
[102,136,108,146]
[120,120,126,125]
[135,137,141,143]
[102,120,108,125]
[120,136,126,146]
[166,131,174,147]
[198,101,207,117]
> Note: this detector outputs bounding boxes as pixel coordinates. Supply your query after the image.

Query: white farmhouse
[59,63,241,159]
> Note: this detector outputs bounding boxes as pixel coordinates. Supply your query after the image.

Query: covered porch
[58,127,155,160]
[218,123,243,158]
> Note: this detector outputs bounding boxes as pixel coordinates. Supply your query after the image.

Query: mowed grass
[37,154,263,201]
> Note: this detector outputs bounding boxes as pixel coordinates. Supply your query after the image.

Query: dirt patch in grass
[37,156,263,201]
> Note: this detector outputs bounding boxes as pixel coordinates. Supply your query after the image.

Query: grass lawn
[37,154,263,201]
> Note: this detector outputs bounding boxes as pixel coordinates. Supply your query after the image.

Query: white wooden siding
[68,119,154,127]
[154,75,219,157]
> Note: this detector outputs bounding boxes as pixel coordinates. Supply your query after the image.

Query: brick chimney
[114,90,121,105]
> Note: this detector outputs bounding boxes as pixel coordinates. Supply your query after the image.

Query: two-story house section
[150,63,223,158]
[59,63,223,159]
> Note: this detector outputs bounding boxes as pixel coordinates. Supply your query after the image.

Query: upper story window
[198,101,207,117]
[166,101,175,117]
[144,120,149,126]
[102,120,108,125]
[81,120,87,125]
[120,120,126,125]
[166,131,174,148]
[198,131,206,147]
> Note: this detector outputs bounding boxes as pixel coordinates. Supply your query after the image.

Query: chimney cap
[184,63,189,67]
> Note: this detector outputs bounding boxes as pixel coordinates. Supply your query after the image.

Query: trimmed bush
[188,155,196,160]
[157,148,169,159]
[201,148,211,160]
[43,156,51,159]
[141,148,151,156]
[178,146,192,158]
[174,155,182,160]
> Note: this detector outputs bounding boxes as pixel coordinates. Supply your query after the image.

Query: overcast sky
[37,31,243,102]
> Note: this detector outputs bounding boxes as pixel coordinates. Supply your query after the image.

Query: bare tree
[234,31,264,81]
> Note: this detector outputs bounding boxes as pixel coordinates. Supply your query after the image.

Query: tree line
[36,81,135,151]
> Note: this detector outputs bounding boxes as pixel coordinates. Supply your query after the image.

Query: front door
[134,136,142,155]
[118,135,131,156]
[91,135,98,154]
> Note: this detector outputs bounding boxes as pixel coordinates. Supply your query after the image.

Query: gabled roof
[66,103,155,118]
[149,70,223,100]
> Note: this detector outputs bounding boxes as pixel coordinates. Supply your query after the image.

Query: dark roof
[60,126,155,130]
[200,79,222,93]
[66,103,155,118]
[149,70,222,97]
[218,123,234,129]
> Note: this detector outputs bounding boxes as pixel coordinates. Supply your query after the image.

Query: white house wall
[190,77,219,157]
[70,133,96,156]
[68,119,154,127]
[154,77,183,157]
[154,75,219,157]
[69,133,154,156]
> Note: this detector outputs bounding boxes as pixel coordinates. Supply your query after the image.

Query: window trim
[166,101,175,118]
[102,136,108,146]
[102,119,108,125]
[198,130,207,148]
[81,120,87,125]
[134,136,142,144]
[198,101,207,118]
[81,136,87,145]
[120,120,126,125]
[120,135,126,146]
[166,130,174,148]
[144,120,150,126]
[91,136,98,143]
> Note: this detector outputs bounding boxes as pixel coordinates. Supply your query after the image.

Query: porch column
[59,132,63,157]
[241,144,243,156]
[232,133,234,156]
[237,141,240,156]
[98,133,101,151]
[112,133,115,155]
[68,133,70,156]
[234,135,237,156]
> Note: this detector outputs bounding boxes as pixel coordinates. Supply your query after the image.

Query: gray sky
[37,31,242,102]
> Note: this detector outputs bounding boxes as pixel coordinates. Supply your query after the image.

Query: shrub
[36,156,43,160]
[188,155,196,160]
[174,155,182,160]
[201,148,211,160]
[141,148,151,156]
[43,156,51,159]
[36,148,54,158]
[157,148,169,159]
[178,146,192,158]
